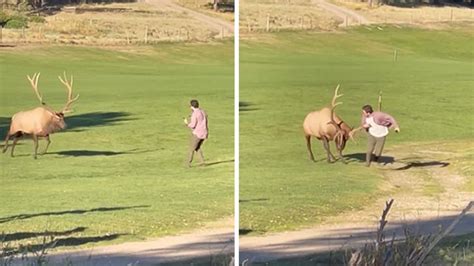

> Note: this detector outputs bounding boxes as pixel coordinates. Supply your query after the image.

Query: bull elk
[2,72,79,159]
[303,85,353,163]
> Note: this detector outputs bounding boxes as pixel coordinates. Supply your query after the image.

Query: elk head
[27,72,79,130]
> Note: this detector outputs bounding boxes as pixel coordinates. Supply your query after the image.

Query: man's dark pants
[188,134,205,165]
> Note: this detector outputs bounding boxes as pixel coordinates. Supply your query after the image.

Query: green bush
[4,15,28,29]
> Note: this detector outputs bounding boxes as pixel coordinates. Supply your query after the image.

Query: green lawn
[240,25,474,234]
[0,42,234,251]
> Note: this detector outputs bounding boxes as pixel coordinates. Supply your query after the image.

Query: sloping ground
[240,141,474,262]
[1,1,232,45]
[145,0,233,34]
[312,0,370,26]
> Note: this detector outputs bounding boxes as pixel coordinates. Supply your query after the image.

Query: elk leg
[322,137,336,163]
[305,135,315,162]
[2,133,10,153]
[10,136,19,157]
[32,134,39,159]
[337,149,347,164]
[42,135,51,155]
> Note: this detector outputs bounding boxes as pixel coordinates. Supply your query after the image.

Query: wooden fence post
[266,13,270,32]
[144,26,148,44]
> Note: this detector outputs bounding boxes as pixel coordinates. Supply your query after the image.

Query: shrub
[4,15,28,29]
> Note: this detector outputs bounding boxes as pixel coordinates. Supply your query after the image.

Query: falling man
[184,99,209,167]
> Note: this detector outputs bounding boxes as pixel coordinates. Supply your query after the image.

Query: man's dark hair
[362,105,373,114]
[190,99,199,108]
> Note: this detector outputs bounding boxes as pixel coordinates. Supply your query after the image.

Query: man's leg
[374,136,386,162]
[366,134,376,167]
[195,139,205,165]
[188,135,200,167]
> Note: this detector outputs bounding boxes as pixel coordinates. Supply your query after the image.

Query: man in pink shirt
[184,99,208,167]
[361,104,400,167]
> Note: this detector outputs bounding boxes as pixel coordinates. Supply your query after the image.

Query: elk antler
[27,73,45,105]
[58,72,79,113]
[348,126,364,143]
[328,84,344,136]
[378,91,382,112]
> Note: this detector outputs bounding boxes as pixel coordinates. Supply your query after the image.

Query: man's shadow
[344,153,449,170]
[344,153,395,164]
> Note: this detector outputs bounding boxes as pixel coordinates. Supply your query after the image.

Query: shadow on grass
[0,205,150,224]
[49,148,158,157]
[240,101,259,112]
[393,161,450,170]
[205,159,234,167]
[3,234,125,257]
[239,229,254,236]
[344,153,449,170]
[65,112,136,132]
[2,227,87,242]
[239,198,269,203]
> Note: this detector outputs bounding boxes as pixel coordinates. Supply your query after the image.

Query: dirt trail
[42,218,234,265]
[145,0,234,34]
[312,0,370,27]
[240,142,474,262]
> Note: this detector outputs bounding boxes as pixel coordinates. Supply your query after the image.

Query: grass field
[0,42,233,252]
[240,24,474,234]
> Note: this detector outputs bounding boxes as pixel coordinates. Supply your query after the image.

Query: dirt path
[42,218,234,265]
[312,0,370,27]
[145,0,234,35]
[240,142,474,262]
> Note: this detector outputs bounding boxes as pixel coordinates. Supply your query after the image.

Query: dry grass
[240,0,339,33]
[1,2,229,45]
[332,0,474,25]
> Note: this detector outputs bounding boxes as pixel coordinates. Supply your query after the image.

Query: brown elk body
[303,85,352,163]
[2,73,78,159]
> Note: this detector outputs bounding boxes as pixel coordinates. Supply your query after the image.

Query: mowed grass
[0,42,233,250]
[240,25,474,234]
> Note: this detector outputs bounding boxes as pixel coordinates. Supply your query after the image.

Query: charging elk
[2,73,79,159]
[303,85,353,163]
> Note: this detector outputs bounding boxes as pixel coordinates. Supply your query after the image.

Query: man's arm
[375,112,399,132]
[187,112,198,129]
